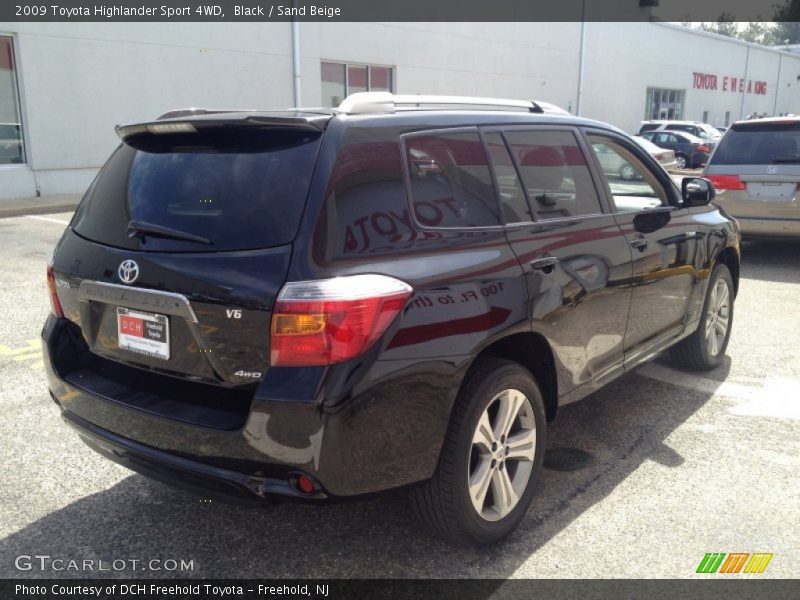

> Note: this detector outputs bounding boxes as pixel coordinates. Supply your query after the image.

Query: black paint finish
[43,109,740,500]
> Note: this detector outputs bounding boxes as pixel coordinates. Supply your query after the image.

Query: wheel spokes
[469,456,493,512]
[494,390,524,441]
[472,411,496,453]
[490,467,518,519]
[505,428,536,462]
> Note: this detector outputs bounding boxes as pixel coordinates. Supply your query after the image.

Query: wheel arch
[470,332,558,422]
[715,245,740,296]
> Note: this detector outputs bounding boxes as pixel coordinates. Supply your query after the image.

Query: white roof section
[335,92,570,116]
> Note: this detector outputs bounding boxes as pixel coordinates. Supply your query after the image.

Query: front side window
[404,130,499,228]
[0,36,25,165]
[321,61,394,107]
[503,130,601,220]
[588,136,668,213]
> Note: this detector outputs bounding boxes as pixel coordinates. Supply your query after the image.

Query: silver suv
[638,120,722,142]
[705,117,800,239]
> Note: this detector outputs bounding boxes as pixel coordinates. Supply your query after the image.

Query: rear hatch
[706,120,800,217]
[54,112,327,386]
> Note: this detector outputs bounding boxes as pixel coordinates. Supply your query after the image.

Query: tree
[772,0,800,44]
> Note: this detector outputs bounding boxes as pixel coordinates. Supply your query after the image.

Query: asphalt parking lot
[0,212,798,579]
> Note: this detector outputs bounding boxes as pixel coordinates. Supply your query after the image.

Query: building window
[645,87,685,121]
[0,36,25,165]
[725,111,731,127]
[321,61,394,107]
[702,110,709,124]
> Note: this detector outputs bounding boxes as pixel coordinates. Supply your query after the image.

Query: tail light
[696,144,710,153]
[655,153,666,161]
[46,260,64,318]
[707,174,746,191]
[270,274,413,367]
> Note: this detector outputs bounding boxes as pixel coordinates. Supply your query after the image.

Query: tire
[670,264,734,371]
[619,164,637,181]
[410,357,547,546]
[675,154,688,169]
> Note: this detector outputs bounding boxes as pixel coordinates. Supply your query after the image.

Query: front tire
[675,154,688,169]
[410,357,546,546]
[670,264,734,371]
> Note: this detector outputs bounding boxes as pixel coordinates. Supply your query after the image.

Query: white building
[1,21,799,200]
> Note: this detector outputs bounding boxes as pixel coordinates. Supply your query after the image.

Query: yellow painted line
[0,341,40,356]
[12,352,42,362]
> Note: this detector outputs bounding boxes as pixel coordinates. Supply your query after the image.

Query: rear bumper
[735,216,800,238]
[62,410,322,504]
[43,314,465,500]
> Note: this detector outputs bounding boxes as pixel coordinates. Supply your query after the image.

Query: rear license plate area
[746,182,796,201]
[117,307,170,360]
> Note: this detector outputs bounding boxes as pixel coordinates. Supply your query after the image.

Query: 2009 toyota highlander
[43,93,739,545]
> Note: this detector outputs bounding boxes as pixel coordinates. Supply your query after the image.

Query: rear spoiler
[115,110,331,141]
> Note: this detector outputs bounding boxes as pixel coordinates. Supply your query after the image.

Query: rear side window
[72,127,322,252]
[503,130,602,220]
[404,130,500,228]
[711,122,800,165]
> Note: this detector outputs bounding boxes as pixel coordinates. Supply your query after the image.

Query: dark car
[43,93,740,546]
[640,130,715,169]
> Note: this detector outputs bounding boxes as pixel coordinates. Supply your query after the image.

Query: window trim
[482,124,612,225]
[580,128,682,214]
[399,126,504,232]
[0,32,28,168]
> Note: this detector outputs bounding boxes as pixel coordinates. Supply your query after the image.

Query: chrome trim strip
[77,281,198,323]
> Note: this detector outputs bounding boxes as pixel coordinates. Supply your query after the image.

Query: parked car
[634,136,678,170]
[638,120,723,142]
[640,130,714,169]
[705,116,800,238]
[43,93,740,546]
[593,135,676,180]
[0,122,23,164]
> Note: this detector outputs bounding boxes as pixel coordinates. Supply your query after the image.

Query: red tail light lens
[696,144,710,153]
[46,260,64,318]
[707,174,746,191]
[270,274,413,367]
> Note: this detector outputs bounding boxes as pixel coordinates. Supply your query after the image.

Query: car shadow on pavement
[741,240,800,284]
[0,360,727,579]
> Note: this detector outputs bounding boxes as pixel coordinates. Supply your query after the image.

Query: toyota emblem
[118,259,139,285]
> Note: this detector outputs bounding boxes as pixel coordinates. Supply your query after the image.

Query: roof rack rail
[335,92,569,116]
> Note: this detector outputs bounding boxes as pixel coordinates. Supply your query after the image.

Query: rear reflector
[46,260,64,318]
[270,274,413,367]
[707,174,746,191]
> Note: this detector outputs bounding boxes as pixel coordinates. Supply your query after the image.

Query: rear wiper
[127,220,212,245]
[771,158,800,164]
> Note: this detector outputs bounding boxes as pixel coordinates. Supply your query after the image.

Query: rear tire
[670,264,734,371]
[410,357,546,546]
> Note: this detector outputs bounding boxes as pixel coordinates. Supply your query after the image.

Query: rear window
[72,127,322,252]
[710,122,800,165]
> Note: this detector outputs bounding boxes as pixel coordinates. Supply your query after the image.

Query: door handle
[630,238,648,252]
[529,256,558,272]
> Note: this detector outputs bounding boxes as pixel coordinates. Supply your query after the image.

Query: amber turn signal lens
[271,313,327,336]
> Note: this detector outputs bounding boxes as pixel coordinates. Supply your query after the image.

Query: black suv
[44,93,740,546]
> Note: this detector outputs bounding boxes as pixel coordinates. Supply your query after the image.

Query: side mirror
[682,177,715,207]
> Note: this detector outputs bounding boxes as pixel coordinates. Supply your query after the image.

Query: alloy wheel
[468,389,536,522]
[705,279,731,357]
